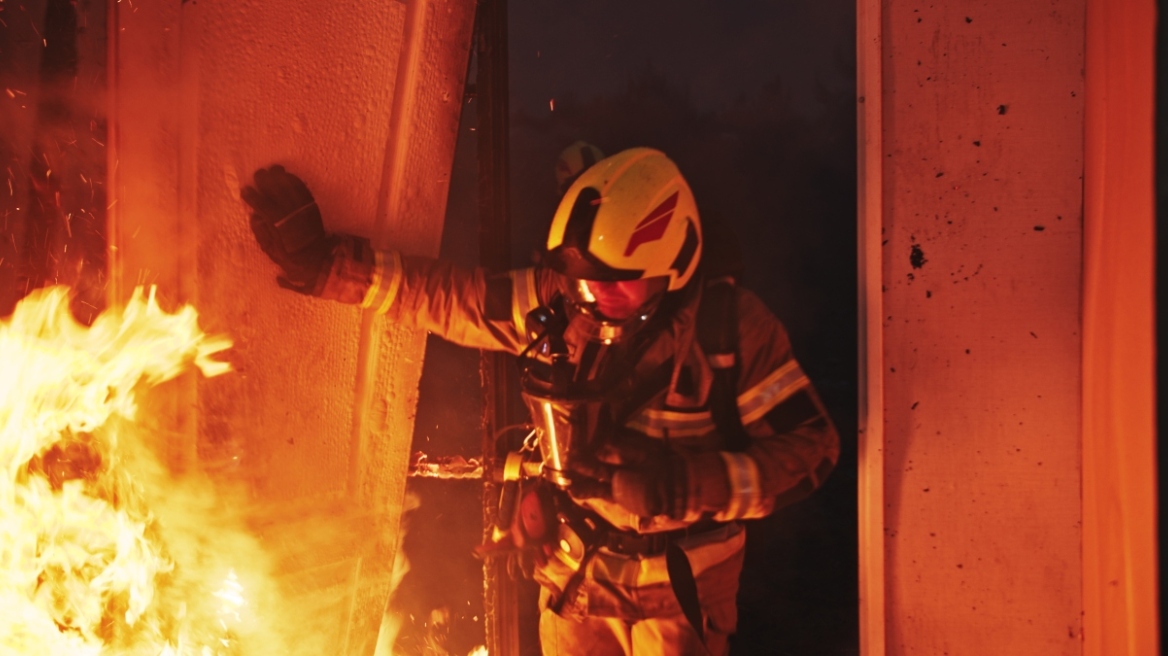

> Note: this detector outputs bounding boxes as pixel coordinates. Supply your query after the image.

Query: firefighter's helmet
[546,147,702,293]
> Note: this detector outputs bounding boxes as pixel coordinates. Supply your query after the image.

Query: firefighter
[241,147,840,656]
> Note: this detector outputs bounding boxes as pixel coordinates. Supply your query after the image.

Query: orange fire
[0,286,284,654]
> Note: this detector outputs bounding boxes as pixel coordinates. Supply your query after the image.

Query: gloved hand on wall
[241,165,338,295]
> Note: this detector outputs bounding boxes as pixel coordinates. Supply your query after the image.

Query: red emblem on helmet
[623,191,679,257]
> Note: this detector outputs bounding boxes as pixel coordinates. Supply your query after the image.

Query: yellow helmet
[546,148,702,292]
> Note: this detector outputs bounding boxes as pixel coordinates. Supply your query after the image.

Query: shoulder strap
[696,277,752,452]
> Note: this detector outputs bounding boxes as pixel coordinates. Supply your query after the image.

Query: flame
[0,286,263,654]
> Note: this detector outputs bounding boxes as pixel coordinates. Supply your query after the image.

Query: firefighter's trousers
[535,524,744,656]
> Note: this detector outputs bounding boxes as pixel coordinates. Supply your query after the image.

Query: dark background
[395,2,859,654]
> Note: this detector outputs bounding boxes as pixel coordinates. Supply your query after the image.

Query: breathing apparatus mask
[516,280,663,489]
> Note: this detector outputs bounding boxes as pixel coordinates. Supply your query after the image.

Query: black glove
[241,165,336,294]
[610,454,688,520]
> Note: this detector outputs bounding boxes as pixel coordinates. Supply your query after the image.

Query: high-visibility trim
[625,407,715,438]
[360,250,385,308]
[510,267,540,340]
[361,250,403,314]
[707,352,736,369]
[737,359,809,424]
[625,359,810,438]
[715,452,764,521]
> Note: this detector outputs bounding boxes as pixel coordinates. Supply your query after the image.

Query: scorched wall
[107,1,476,653]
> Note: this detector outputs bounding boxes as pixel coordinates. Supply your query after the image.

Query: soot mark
[910,243,928,269]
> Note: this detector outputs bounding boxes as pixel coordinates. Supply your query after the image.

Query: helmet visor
[568,277,668,322]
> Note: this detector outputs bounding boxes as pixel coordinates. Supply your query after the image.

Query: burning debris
[0,286,281,655]
[408,452,483,480]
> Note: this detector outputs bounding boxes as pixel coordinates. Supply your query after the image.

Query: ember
[0,286,285,654]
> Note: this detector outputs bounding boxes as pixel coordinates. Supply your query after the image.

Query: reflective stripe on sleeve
[510,268,540,340]
[715,452,765,521]
[736,359,810,425]
[361,250,404,314]
[706,352,736,369]
[626,359,810,438]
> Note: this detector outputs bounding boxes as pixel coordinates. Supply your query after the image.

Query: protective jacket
[324,247,840,653]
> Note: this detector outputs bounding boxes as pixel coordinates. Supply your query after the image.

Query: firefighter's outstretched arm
[242,165,547,354]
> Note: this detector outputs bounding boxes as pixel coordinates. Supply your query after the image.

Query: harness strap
[696,277,751,452]
[667,542,706,642]
[601,519,727,556]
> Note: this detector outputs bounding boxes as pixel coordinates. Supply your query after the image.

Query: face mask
[518,290,657,487]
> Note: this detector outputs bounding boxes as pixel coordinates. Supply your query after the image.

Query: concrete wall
[108,1,475,653]
[860,1,1086,654]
